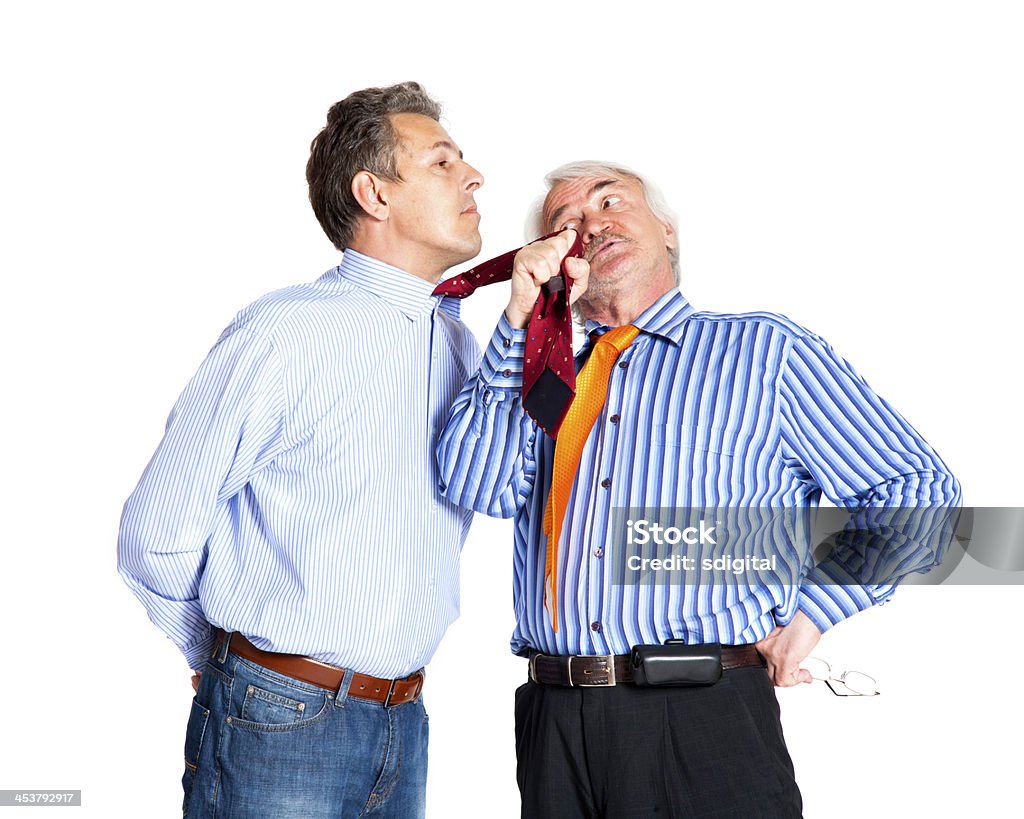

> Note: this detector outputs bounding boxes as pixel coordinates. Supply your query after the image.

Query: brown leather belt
[216,631,424,707]
[529,645,765,687]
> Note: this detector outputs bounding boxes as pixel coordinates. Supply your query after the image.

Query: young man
[437,160,960,817]
[119,82,483,818]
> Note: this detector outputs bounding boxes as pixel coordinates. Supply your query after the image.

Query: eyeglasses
[802,657,880,697]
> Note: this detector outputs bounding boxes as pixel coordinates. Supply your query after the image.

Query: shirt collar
[583,288,694,345]
[331,249,460,321]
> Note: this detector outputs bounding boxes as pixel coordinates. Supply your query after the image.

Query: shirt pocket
[644,422,741,507]
[653,422,735,456]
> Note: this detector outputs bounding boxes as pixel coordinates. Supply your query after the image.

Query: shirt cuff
[183,626,215,671]
[796,563,881,632]
[478,313,528,389]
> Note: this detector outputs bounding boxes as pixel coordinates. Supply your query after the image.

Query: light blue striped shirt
[119,251,478,676]
[437,289,960,656]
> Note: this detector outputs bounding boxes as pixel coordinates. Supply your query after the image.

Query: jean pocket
[228,662,331,733]
[182,698,210,815]
[241,684,310,725]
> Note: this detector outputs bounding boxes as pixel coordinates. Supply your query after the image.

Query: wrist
[504,304,530,329]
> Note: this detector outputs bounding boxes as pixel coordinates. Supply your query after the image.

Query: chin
[449,239,481,266]
[590,261,633,288]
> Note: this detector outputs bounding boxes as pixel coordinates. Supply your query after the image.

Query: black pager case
[630,641,723,687]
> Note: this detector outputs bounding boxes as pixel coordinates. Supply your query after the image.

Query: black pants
[515,667,802,818]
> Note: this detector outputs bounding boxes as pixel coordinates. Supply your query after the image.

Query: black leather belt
[529,645,765,687]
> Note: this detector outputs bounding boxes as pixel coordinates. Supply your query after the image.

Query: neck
[581,284,672,328]
[347,238,446,284]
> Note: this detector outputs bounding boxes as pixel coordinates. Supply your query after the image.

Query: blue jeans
[182,641,429,818]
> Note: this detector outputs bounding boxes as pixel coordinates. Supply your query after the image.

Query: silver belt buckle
[573,654,617,687]
[383,677,398,708]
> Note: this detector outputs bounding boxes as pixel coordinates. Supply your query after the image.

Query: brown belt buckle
[573,654,617,687]
[384,671,424,707]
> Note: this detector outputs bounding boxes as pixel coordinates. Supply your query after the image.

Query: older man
[119,82,483,818]
[437,160,959,817]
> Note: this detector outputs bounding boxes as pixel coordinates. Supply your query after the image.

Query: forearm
[117,448,224,666]
[437,315,539,517]
[117,326,285,664]
[780,332,962,630]
[117,546,214,668]
[798,469,961,630]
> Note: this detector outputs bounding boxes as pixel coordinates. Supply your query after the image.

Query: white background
[2,2,1022,816]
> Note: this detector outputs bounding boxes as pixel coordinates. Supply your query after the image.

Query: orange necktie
[542,324,640,631]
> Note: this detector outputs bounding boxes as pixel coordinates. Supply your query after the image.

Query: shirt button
[594,548,604,558]
[590,622,601,632]
[618,360,629,370]
[609,414,620,424]
[503,338,511,348]
[503,369,512,377]
[600,478,611,489]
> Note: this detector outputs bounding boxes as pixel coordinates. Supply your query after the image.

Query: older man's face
[542,174,676,309]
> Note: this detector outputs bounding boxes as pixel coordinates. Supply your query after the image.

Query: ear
[662,220,678,251]
[351,170,389,221]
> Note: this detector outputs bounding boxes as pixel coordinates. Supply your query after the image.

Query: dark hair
[306,81,442,251]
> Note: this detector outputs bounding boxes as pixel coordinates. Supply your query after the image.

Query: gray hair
[526,160,680,284]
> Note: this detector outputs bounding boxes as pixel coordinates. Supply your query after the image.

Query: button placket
[584,360,629,645]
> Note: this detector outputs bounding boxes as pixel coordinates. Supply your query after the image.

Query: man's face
[542,174,676,309]
[382,112,483,277]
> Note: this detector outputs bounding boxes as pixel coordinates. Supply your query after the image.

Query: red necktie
[432,231,584,437]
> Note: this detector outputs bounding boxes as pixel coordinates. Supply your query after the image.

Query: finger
[755,627,782,652]
[564,256,588,280]
[564,258,589,297]
[513,248,556,285]
[774,667,800,687]
[556,228,578,257]
[778,658,810,687]
[537,229,578,270]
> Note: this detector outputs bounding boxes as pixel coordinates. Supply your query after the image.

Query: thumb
[557,228,578,257]
[563,256,589,281]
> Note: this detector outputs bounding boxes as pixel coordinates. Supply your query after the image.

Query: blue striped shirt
[119,250,479,675]
[437,289,960,656]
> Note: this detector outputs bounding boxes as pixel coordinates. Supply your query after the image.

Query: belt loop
[215,631,232,664]
[334,668,355,708]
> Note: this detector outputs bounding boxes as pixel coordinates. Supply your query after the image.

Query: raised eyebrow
[588,179,619,198]
[546,179,620,228]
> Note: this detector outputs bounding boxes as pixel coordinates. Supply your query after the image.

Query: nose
[580,211,611,245]
[463,161,484,192]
